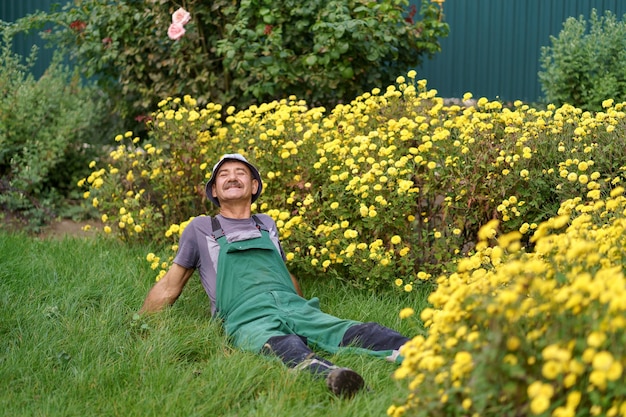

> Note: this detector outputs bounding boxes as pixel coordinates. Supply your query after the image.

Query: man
[140,153,409,397]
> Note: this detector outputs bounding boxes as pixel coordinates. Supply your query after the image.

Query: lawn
[0,232,425,417]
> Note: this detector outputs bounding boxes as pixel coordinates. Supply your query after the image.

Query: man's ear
[252,179,259,194]
[212,183,218,199]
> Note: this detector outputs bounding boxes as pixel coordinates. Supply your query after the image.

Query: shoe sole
[326,368,365,398]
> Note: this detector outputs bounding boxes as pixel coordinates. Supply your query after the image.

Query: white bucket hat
[205,153,262,206]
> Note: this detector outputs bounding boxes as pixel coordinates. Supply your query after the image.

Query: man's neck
[218,205,252,219]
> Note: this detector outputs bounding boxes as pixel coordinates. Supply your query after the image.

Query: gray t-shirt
[173,214,285,315]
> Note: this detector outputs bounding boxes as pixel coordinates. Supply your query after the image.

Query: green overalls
[212,216,359,353]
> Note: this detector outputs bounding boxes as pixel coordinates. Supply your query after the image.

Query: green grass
[0,232,428,417]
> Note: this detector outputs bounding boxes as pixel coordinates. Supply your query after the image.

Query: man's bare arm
[290,273,304,297]
[139,263,194,314]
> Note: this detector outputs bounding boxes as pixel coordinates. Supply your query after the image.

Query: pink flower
[168,22,186,40]
[172,8,191,26]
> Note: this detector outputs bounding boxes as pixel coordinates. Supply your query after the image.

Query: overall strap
[211,216,225,240]
[251,214,269,232]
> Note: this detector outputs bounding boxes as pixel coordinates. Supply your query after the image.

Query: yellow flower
[566,391,581,408]
[478,219,499,241]
[517,222,530,234]
[542,361,562,380]
[391,235,402,245]
[506,336,520,351]
[530,397,550,415]
[343,229,358,239]
[399,308,415,319]
[461,398,472,410]
[587,189,601,200]
[404,284,413,292]
[587,332,606,348]
[395,279,403,286]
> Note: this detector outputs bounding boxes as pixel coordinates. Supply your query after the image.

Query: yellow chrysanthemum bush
[80,74,626,291]
[390,188,626,417]
[78,95,226,242]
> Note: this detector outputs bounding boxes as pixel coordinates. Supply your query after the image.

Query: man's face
[211,161,259,206]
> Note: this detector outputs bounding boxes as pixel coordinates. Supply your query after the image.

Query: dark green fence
[1,0,59,78]
[417,0,626,102]
[3,0,626,102]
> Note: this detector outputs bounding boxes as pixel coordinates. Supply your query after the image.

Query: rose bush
[11,0,448,130]
[167,7,191,41]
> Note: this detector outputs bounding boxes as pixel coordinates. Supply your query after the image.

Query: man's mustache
[223,180,243,189]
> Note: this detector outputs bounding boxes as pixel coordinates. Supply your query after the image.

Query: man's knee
[261,334,312,366]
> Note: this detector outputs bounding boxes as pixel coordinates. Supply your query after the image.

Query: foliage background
[12,0,447,128]
[0,31,109,228]
[539,9,626,111]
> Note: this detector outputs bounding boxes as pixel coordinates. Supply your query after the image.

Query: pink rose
[168,22,186,40]
[172,8,191,25]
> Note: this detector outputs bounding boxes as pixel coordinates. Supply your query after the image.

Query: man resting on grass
[139,153,409,397]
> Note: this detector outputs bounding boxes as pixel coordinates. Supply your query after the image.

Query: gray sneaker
[326,367,365,398]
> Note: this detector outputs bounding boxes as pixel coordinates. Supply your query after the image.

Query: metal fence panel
[1,0,59,78]
[416,0,626,102]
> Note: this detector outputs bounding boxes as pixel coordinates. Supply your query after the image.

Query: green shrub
[0,31,109,228]
[11,0,448,126]
[79,74,626,291]
[539,9,626,111]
